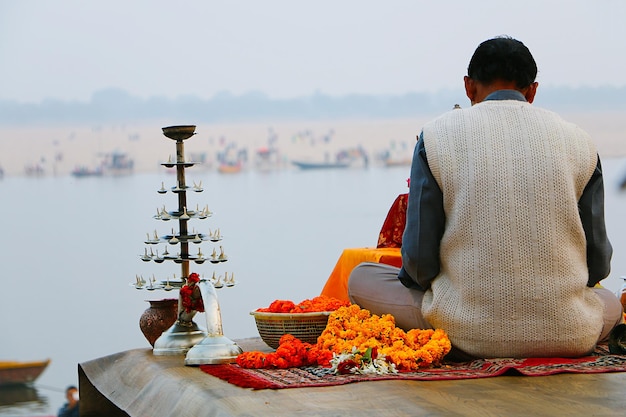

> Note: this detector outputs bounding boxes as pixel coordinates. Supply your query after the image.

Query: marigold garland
[238,303,451,372]
[236,334,333,369]
[180,272,204,313]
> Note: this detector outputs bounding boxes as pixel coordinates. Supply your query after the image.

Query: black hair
[467,36,537,89]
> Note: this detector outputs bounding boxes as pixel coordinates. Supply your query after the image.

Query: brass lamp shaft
[176,138,189,279]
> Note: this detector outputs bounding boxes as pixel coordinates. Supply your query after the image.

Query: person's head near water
[463,36,539,105]
[65,385,78,402]
[57,385,79,417]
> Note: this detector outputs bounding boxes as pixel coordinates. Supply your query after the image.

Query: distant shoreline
[3,85,626,126]
[1,113,624,177]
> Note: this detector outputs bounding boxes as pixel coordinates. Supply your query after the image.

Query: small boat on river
[292,147,369,170]
[71,165,104,177]
[218,161,243,174]
[291,160,351,170]
[72,151,134,178]
[0,359,50,386]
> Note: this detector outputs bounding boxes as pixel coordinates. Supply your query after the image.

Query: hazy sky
[1,1,625,103]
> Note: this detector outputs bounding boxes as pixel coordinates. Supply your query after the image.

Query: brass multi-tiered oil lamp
[133,125,241,364]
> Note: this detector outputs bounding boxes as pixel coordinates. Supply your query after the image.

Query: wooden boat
[291,160,351,170]
[383,157,412,167]
[217,142,246,174]
[102,151,134,176]
[255,146,283,171]
[293,147,369,170]
[72,151,134,177]
[0,359,50,386]
[218,161,242,174]
[376,141,413,168]
[71,165,104,177]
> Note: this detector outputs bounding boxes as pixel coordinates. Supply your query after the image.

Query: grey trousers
[348,262,624,359]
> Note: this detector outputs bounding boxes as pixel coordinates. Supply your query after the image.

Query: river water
[1,157,625,416]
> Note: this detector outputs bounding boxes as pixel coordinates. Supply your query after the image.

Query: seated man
[348,36,623,360]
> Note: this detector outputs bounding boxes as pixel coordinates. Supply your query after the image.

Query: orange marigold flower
[316,305,451,370]
[256,296,351,313]
[239,300,451,371]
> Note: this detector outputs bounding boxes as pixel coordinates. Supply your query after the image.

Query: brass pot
[139,298,178,346]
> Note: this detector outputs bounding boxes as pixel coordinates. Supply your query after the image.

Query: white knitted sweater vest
[421,99,603,358]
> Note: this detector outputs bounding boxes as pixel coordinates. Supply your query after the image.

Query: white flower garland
[329,346,398,375]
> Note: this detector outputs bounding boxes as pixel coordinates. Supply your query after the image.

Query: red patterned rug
[200,344,626,390]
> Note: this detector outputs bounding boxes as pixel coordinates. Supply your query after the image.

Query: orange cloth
[320,247,402,302]
[322,194,407,302]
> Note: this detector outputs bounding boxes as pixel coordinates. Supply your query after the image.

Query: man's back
[421,96,604,358]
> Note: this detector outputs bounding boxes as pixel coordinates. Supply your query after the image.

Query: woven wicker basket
[250,311,332,349]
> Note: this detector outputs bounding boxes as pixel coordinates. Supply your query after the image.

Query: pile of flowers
[255,295,350,313]
[238,303,451,373]
[180,272,204,313]
[319,304,451,371]
[236,334,332,368]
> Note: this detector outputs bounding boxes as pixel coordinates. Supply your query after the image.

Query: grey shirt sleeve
[579,156,613,286]
[398,133,445,290]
